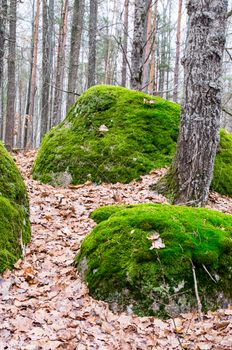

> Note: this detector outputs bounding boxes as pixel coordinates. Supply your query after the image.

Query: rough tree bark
[130,0,150,90]
[53,0,68,125]
[173,0,183,102]
[5,0,16,150]
[66,0,84,111]
[87,0,98,88]
[121,0,129,87]
[166,0,228,207]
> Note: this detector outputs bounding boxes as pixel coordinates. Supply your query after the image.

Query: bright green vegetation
[76,204,232,318]
[0,143,30,273]
[33,85,232,196]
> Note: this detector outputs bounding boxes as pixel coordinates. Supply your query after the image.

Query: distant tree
[87,0,98,88]
[53,0,68,125]
[5,0,16,150]
[0,0,7,139]
[161,0,228,207]
[66,0,84,112]
[173,0,183,102]
[121,0,129,87]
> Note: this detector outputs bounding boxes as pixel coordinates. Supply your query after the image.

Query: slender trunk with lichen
[87,0,98,88]
[164,0,228,207]
[130,0,150,91]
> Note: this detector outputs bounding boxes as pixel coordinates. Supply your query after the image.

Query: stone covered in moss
[76,204,232,318]
[0,143,30,273]
[33,85,232,196]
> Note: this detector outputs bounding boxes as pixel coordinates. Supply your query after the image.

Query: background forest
[1,0,232,151]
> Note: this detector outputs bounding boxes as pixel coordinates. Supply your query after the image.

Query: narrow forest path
[0,151,232,350]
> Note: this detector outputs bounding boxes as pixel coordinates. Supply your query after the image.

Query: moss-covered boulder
[0,143,30,273]
[33,85,232,196]
[76,204,232,318]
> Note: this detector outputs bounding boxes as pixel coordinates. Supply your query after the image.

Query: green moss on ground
[0,143,30,273]
[33,85,232,197]
[76,204,232,318]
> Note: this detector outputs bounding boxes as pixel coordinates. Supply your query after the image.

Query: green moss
[0,142,30,273]
[33,85,232,196]
[76,204,232,318]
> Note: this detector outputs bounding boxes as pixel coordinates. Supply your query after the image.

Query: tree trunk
[24,0,40,149]
[148,0,157,94]
[5,0,16,150]
[87,0,98,88]
[169,0,228,207]
[66,0,84,111]
[0,0,7,139]
[40,0,50,141]
[121,0,129,87]
[130,0,150,91]
[53,0,68,125]
[173,0,183,103]
[142,0,152,92]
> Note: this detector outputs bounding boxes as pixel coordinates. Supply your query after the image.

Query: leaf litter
[0,150,231,350]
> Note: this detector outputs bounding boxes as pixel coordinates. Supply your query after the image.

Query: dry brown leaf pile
[0,151,231,350]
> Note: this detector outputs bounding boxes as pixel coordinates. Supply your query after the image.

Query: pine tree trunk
[173,0,182,102]
[5,0,16,150]
[130,0,150,91]
[121,0,129,87]
[170,0,228,207]
[0,0,7,139]
[53,0,68,125]
[66,0,84,111]
[87,0,98,88]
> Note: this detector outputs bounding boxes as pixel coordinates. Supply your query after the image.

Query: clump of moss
[33,85,232,197]
[76,204,232,318]
[0,143,30,273]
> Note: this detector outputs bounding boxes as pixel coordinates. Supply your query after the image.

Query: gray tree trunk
[0,0,7,139]
[66,0,84,111]
[121,0,129,87]
[87,0,98,88]
[170,0,228,207]
[130,0,150,91]
[5,0,16,150]
[173,0,183,102]
[53,0,68,124]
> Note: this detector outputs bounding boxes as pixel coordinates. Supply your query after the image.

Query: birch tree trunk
[5,0,16,150]
[173,0,182,102]
[121,0,129,87]
[169,0,228,207]
[130,0,150,90]
[53,0,68,125]
[66,0,84,111]
[87,0,98,88]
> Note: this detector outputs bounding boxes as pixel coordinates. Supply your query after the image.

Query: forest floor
[0,151,232,350]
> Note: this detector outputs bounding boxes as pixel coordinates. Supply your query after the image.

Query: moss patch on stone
[33,85,232,196]
[0,143,30,273]
[76,204,232,318]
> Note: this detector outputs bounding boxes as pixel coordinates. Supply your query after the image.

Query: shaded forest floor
[0,151,232,350]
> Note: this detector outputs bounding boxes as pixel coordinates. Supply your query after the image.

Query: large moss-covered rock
[33,85,232,196]
[76,204,232,318]
[0,143,30,273]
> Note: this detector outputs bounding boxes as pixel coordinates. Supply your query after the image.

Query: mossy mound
[33,85,232,197]
[76,204,232,318]
[0,143,30,273]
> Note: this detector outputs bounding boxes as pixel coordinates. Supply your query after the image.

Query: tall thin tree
[5,0,16,150]
[87,0,98,88]
[173,0,183,102]
[66,0,84,112]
